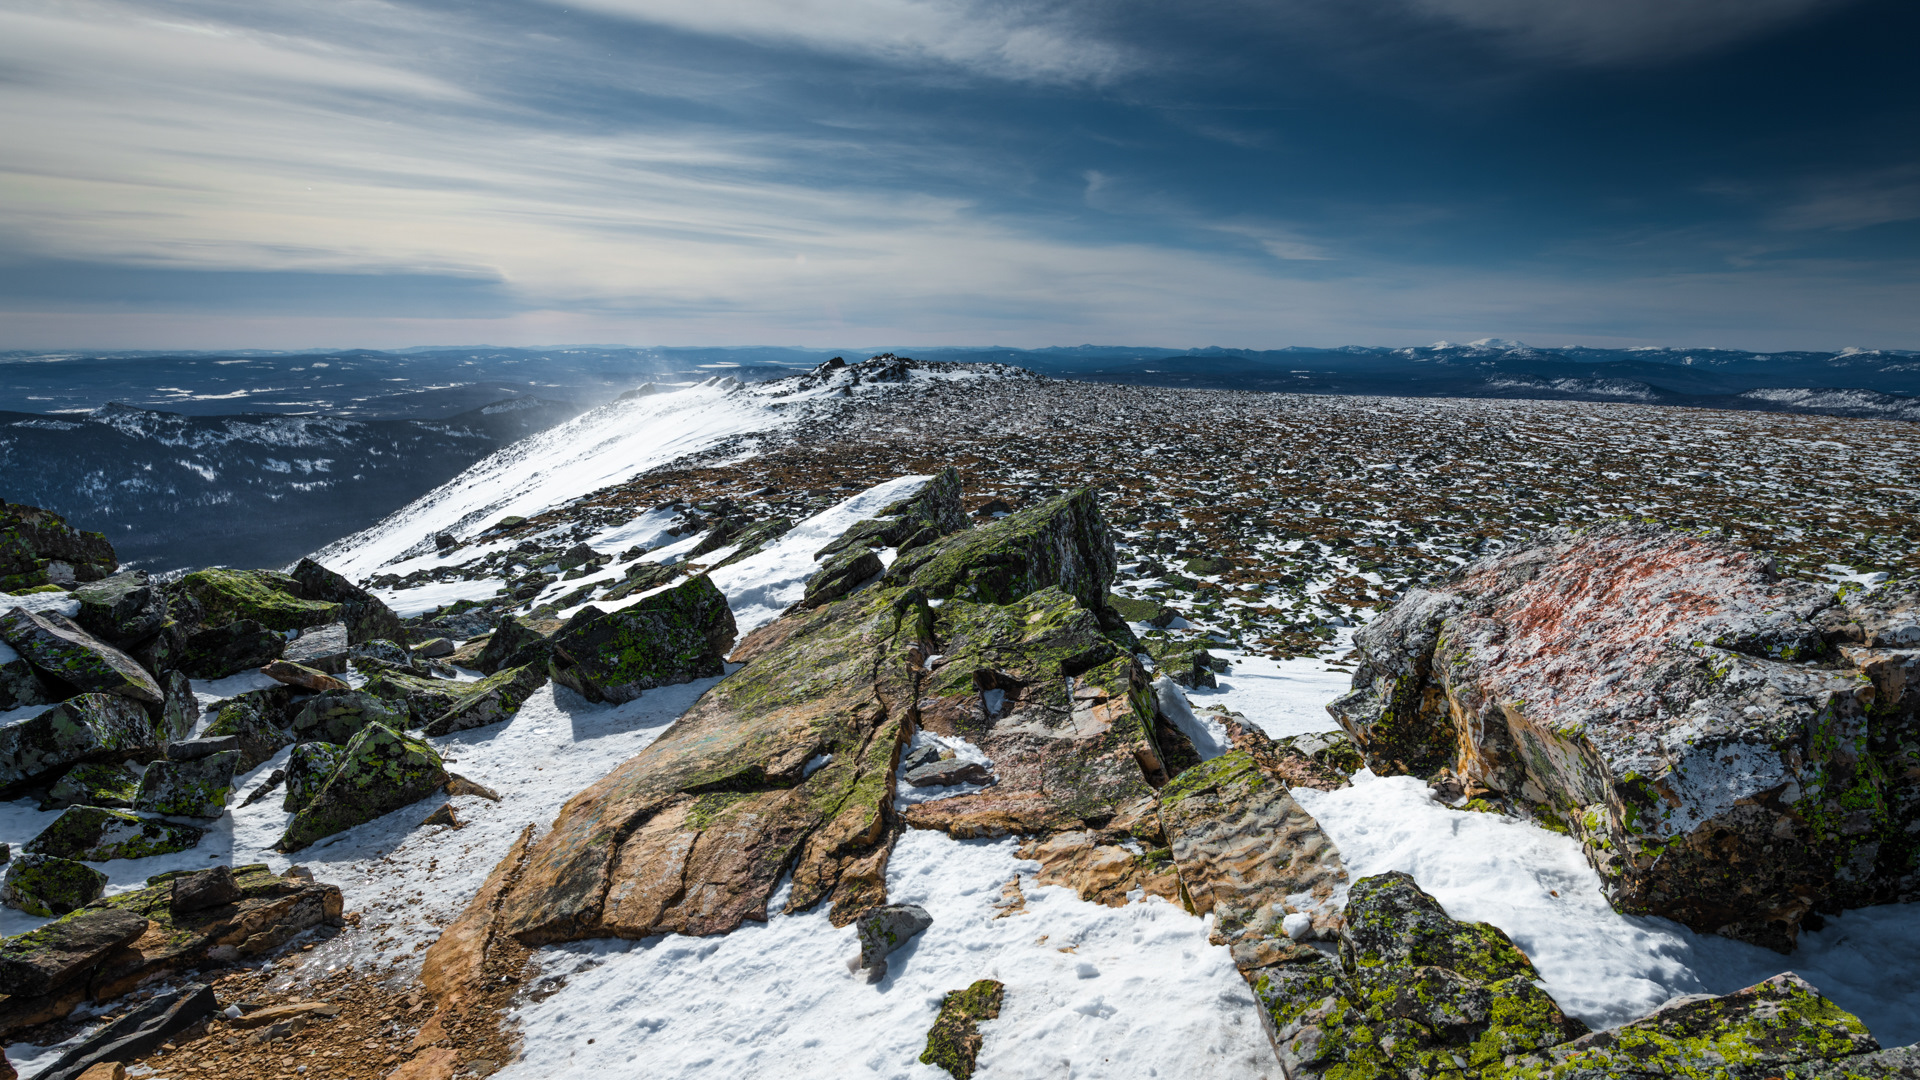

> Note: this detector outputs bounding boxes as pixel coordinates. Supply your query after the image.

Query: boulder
[260,659,348,692]
[167,735,238,761]
[0,608,162,703]
[125,618,185,677]
[132,750,239,818]
[1158,750,1348,970]
[853,902,931,981]
[290,689,408,744]
[175,568,340,633]
[282,741,350,813]
[413,637,454,658]
[474,615,560,675]
[918,979,1003,1080]
[276,723,448,851]
[26,806,204,861]
[282,622,349,673]
[800,549,883,609]
[0,694,158,794]
[73,572,166,645]
[1329,524,1920,949]
[238,767,285,807]
[0,906,149,997]
[178,619,283,679]
[423,663,548,736]
[41,761,142,811]
[202,694,294,772]
[349,638,414,671]
[155,669,199,742]
[1252,871,1588,1078]
[0,501,116,593]
[1,855,108,917]
[169,866,243,912]
[546,576,737,704]
[0,643,53,711]
[601,561,682,602]
[361,668,465,725]
[289,557,406,645]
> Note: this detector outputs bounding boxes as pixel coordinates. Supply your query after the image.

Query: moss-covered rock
[474,614,561,675]
[202,692,294,773]
[423,662,547,736]
[919,978,1003,1080]
[1,854,108,917]
[0,607,163,703]
[800,548,883,608]
[816,468,970,562]
[178,619,284,679]
[0,500,117,593]
[281,741,349,813]
[156,669,199,744]
[74,570,167,645]
[884,488,1115,617]
[289,558,405,645]
[25,805,204,861]
[41,761,142,811]
[360,668,465,725]
[289,689,408,744]
[132,750,239,818]
[0,646,54,711]
[176,568,340,633]
[547,575,737,704]
[0,693,159,794]
[276,722,448,851]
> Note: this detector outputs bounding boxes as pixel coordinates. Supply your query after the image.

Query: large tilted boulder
[178,619,283,679]
[1,855,108,917]
[276,722,448,851]
[361,667,466,723]
[424,662,547,736]
[1329,523,1920,950]
[25,806,204,861]
[132,750,239,818]
[0,501,116,592]
[290,557,406,645]
[0,641,54,711]
[473,487,1168,955]
[41,761,142,810]
[0,693,159,794]
[175,568,341,633]
[547,576,737,703]
[0,608,162,704]
[156,669,199,743]
[289,689,408,744]
[73,571,167,645]
[202,692,294,773]
[282,741,350,813]
[474,614,561,675]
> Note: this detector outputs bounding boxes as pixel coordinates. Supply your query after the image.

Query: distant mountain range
[4,340,1915,419]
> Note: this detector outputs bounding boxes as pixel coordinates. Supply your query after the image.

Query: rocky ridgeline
[396,475,1918,1079]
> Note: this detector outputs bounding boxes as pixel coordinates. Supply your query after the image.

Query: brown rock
[170,866,243,913]
[260,659,349,692]
[421,824,535,1012]
[76,1064,127,1080]
[445,773,502,802]
[0,908,149,997]
[386,1046,460,1080]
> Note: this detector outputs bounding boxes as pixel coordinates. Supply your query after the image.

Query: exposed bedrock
[1329,522,1920,949]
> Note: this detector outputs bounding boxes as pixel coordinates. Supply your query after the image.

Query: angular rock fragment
[547,576,737,704]
[362,668,465,725]
[0,693,158,794]
[32,982,217,1080]
[474,615,560,675]
[0,608,162,703]
[167,735,238,761]
[290,557,406,644]
[289,689,408,744]
[176,568,340,633]
[413,637,455,658]
[919,979,1003,1080]
[905,759,992,787]
[444,773,501,801]
[74,571,166,645]
[1330,523,1920,949]
[1158,750,1347,969]
[0,643,53,711]
[170,865,244,912]
[282,621,349,673]
[277,722,448,851]
[282,741,349,813]
[261,659,348,692]
[0,501,117,592]
[1,854,108,917]
[852,902,931,981]
[202,693,294,772]
[26,806,204,861]
[816,467,969,562]
[132,750,239,818]
[801,549,882,609]
[42,761,142,811]
[423,662,547,736]
[349,638,414,671]
[0,906,149,997]
[179,619,283,679]
[155,669,198,743]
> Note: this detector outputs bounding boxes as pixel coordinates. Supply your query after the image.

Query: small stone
[854,903,932,976]
[918,979,1003,1080]
[239,767,286,807]
[412,638,455,659]
[422,803,461,829]
[444,773,501,801]
[900,744,942,773]
[906,760,992,788]
[167,735,241,762]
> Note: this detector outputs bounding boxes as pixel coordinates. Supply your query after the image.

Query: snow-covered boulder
[1329,522,1920,950]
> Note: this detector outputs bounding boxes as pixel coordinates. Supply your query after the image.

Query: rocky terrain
[0,355,1915,1080]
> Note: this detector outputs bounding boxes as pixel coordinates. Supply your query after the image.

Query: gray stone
[905,759,992,787]
[0,644,53,710]
[282,742,349,813]
[0,607,162,703]
[290,557,406,645]
[201,694,294,773]
[41,761,142,811]
[239,767,286,807]
[169,865,243,912]
[179,619,283,679]
[167,735,240,761]
[289,689,408,745]
[276,723,448,851]
[1,854,108,917]
[133,751,239,818]
[33,982,217,1080]
[74,570,167,644]
[801,549,883,609]
[852,903,933,982]
[900,744,942,773]
[0,905,149,997]
[156,669,199,743]
[282,622,349,674]
[413,637,455,658]
[0,693,158,794]
[25,805,204,861]
[423,663,548,736]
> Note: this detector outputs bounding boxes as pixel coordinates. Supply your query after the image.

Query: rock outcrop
[1329,523,1920,949]
[546,575,737,704]
[73,572,167,645]
[0,501,116,592]
[290,557,407,645]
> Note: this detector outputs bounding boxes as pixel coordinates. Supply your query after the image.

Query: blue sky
[1,0,1915,350]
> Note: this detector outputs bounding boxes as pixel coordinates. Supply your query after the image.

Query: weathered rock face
[475,615,561,675]
[178,619,283,679]
[547,576,737,704]
[282,622,349,673]
[362,668,465,724]
[74,571,167,645]
[0,501,116,592]
[816,467,971,562]
[203,693,294,773]
[277,722,448,851]
[175,568,341,634]
[1254,871,1589,1079]
[0,609,163,704]
[156,669,198,743]
[1,854,108,917]
[0,694,158,794]
[290,557,406,645]
[26,806,204,861]
[484,489,1122,952]
[0,645,53,711]
[282,741,350,813]
[42,761,142,811]
[132,750,239,818]
[290,689,408,745]
[1158,750,1348,970]
[423,662,547,736]
[1330,523,1920,949]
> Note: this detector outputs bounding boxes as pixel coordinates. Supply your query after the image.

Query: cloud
[555,0,1133,83]
[1769,166,1920,231]
[1394,0,1853,64]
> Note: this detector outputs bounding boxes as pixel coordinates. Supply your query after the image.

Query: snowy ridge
[1737,386,1920,422]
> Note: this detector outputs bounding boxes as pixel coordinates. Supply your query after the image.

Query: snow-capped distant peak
[1468,337,1528,349]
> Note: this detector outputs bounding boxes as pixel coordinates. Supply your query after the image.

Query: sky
[1,0,1916,352]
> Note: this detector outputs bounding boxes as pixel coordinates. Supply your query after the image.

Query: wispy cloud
[1769,166,1920,231]
[1395,0,1853,64]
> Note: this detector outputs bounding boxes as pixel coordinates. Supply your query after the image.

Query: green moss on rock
[919,978,1004,1079]
[1,854,108,916]
[276,722,447,851]
[177,568,340,632]
[25,805,204,861]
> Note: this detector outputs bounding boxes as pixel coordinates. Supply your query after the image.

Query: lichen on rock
[132,750,239,819]
[276,722,448,851]
[25,805,204,861]
[1,854,108,917]
[546,574,737,704]
[919,978,1004,1080]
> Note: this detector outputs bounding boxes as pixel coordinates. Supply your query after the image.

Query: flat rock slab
[1329,522,1920,948]
[33,982,217,1080]
[262,659,349,692]
[0,608,161,704]
[0,906,149,997]
[282,622,349,673]
[905,759,992,787]
[0,693,158,794]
